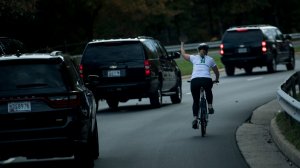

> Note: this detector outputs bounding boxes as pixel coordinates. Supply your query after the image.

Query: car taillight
[144,60,151,76]
[236,28,248,32]
[47,92,81,108]
[79,64,84,78]
[262,41,267,53]
[220,44,224,55]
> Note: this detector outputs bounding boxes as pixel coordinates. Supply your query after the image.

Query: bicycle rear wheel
[200,112,206,137]
[200,98,207,137]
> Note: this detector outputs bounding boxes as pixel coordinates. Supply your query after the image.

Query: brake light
[79,64,84,78]
[236,28,248,32]
[220,44,224,55]
[262,41,267,53]
[144,60,151,76]
[47,93,81,108]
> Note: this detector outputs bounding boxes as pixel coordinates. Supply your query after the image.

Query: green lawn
[295,46,300,53]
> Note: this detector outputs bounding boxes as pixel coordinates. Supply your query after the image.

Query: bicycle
[188,80,218,137]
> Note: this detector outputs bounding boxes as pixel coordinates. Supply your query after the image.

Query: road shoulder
[236,99,299,168]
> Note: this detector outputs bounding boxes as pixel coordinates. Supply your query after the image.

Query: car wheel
[106,99,119,110]
[91,121,99,160]
[244,67,253,74]
[74,143,94,168]
[267,57,276,73]
[286,52,295,70]
[150,85,162,108]
[170,80,182,104]
[225,65,235,76]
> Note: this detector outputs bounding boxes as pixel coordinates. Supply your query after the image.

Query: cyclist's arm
[212,65,219,82]
[180,42,190,61]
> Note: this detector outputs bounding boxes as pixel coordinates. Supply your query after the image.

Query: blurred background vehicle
[220,25,295,76]
[80,36,182,109]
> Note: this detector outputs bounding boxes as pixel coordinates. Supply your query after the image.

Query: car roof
[88,36,153,44]
[0,53,64,61]
[226,25,277,31]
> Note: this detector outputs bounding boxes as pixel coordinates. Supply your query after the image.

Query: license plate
[8,101,31,113]
[238,48,247,53]
[107,70,120,77]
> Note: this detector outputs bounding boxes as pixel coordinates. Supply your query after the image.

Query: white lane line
[247,76,263,81]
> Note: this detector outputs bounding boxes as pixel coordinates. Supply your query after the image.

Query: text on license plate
[8,101,31,113]
[107,70,120,77]
[238,48,247,53]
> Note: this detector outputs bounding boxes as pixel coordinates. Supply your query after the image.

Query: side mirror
[169,52,181,59]
[284,34,292,40]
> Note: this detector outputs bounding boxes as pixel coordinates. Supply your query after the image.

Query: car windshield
[223,30,263,44]
[0,62,67,92]
[83,41,145,63]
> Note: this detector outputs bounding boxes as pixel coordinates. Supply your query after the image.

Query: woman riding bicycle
[180,42,220,129]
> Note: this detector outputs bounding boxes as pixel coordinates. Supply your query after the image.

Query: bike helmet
[197,43,209,53]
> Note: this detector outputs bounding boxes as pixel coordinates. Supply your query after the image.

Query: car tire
[150,85,162,108]
[74,143,94,168]
[286,51,295,70]
[106,98,119,110]
[225,65,235,76]
[267,56,277,73]
[170,82,182,104]
[91,121,99,160]
[244,67,253,74]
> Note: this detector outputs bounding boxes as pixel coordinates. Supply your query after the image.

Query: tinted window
[275,29,283,40]
[143,40,158,59]
[155,41,168,58]
[223,30,263,44]
[262,29,276,40]
[0,62,66,91]
[83,41,145,63]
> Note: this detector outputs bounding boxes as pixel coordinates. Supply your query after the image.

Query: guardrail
[165,33,300,52]
[277,71,300,123]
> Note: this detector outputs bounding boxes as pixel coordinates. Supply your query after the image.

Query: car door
[151,40,171,91]
[275,29,290,61]
[157,41,177,89]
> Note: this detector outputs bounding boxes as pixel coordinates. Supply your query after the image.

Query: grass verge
[276,112,300,150]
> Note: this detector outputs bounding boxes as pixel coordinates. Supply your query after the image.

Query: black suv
[0,53,99,166]
[220,25,295,76]
[80,36,182,109]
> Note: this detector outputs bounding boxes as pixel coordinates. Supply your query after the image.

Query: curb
[270,118,300,167]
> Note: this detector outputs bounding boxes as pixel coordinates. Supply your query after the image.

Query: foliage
[276,112,300,150]
[1,0,300,53]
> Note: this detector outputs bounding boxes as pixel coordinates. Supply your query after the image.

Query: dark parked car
[0,53,99,166]
[220,25,295,76]
[80,36,182,109]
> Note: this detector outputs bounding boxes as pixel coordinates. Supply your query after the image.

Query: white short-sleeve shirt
[189,55,216,79]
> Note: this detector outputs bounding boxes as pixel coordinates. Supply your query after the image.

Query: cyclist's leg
[191,78,201,118]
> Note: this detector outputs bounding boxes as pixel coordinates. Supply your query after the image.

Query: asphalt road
[1,57,299,168]
[94,60,300,168]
